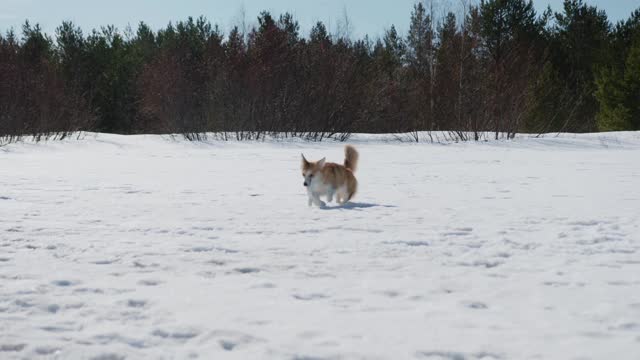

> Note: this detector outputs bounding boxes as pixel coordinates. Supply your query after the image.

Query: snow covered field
[1,132,639,360]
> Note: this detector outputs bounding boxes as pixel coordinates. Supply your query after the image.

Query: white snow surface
[1,132,639,360]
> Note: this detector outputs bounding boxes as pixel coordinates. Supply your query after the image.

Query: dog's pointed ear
[301,153,309,166]
[317,157,326,168]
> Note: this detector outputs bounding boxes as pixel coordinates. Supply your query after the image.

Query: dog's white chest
[308,179,329,195]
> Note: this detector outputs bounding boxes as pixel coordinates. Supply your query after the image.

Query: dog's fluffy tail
[344,145,359,172]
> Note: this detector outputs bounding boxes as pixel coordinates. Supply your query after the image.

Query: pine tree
[552,0,611,132]
[624,40,640,129]
[383,25,405,71]
[405,2,436,136]
[596,37,640,131]
[480,0,542,138]
[435,12,461,130]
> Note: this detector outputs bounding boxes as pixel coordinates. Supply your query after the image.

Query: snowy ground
[1,132,639,360]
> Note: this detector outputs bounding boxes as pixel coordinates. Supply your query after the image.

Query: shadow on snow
[319,202,396,210]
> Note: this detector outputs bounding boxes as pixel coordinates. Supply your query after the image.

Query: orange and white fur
[301,145,359,207]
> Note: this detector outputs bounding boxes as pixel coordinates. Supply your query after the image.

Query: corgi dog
[301,145,359,207]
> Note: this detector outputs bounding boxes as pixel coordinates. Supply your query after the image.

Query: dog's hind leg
[326,187,335,203]
[336,187,348,205]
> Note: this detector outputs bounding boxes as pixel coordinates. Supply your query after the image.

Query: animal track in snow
[384,240,430,247]
[462,301,488,309]
[609,322,640,331]
[576,236,623,245]
[442,227,474,237]
[90,353,126,360]
[186,246,215,253]
[206,259,226,266]
[137,279,162,287]
[293,293,330,301]
[0,344,26,352]
[377,290,402,298]
[568,220,602,227]
[458,260,503,269]
[52,280,75,287]
[233,267,261,274]
[126,299,147,308]
[417,351,502,359]
[34,346,61,355]
[152,328,200,340]
[91,259,118,265]
[46,304,61,313]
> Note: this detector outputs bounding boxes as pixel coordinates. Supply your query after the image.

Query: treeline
[1,0,639,143]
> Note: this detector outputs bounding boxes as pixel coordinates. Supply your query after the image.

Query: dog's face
[301,154,325,188]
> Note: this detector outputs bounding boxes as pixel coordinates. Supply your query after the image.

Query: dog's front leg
[326,188,335,203]
[312,193,326,207]
[307,189,314,207]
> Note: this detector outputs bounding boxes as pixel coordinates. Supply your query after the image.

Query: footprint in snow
[384,240,430,247]
[293,293,329,301]
[376,290,401,298]
[220,340,236,350]
[251,283,276,289]
[126,299,147,308]
[206,259,226,266]
[14,299,34,308]
[191,226,218,232]
[198,271,217,279]
[0,344,27,352]
[40,325,77,333]
[34,346,61,355]
[205,330,263,350]
[152,328,199,340]
[52,280,75,287]
[91,259,118,265]
[45,304,60,313]
[458,260,503,269]
[233,267,261,274]
[215,247,240,254]
[90,354,125,360]
[568,220,602,226]
[186,246,215,253]
[417,350,502,359]
[138,279,162,286]
[609,323,640,331]
[463,301,488,309]
[442,227,474,237]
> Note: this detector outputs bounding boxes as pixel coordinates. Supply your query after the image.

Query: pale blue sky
[1,0,638,39]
